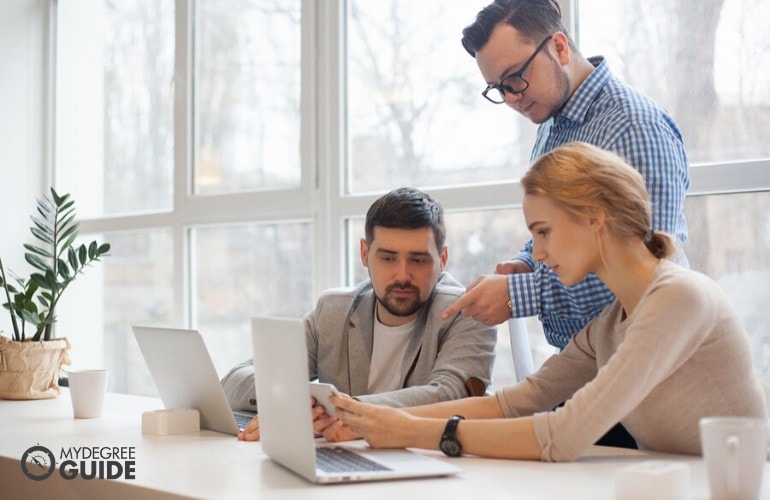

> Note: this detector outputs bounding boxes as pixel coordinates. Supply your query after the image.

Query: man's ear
[360,238,369,268]
[439,245,448,270]
[551,31,571,65]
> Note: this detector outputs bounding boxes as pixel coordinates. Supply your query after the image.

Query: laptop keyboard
[233,412,254,431]
[316,446,392,473]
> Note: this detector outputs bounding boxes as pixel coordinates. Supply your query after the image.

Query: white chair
[508,317,534,382]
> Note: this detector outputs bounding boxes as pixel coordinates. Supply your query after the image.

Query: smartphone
[309,382,340,417]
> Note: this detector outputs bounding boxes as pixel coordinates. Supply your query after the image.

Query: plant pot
[0,335,71,400]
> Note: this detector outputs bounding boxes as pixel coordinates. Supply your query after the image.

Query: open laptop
[251,316,462,484]
[133,326,256,436]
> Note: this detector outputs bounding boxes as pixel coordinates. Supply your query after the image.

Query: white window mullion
[313,0,346,292]
[175,0,194,327]
[689,160,770,196]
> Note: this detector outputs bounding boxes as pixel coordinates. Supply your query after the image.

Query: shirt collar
[554,56,609,125]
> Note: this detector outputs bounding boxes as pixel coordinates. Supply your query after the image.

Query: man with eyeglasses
[442,0,689,448]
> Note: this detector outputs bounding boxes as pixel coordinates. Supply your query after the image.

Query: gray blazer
[222,272,497,411]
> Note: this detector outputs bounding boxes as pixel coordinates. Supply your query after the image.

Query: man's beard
[376,283,425,318]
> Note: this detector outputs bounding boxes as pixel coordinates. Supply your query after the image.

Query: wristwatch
[439,415,465,457]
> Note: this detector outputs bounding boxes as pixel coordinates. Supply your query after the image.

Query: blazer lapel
[346,290,375,396]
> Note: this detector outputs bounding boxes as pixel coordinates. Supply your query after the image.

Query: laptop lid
[250,316,461,484]
[133,326,249,436]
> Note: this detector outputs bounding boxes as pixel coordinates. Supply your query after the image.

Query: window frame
[55,0,770,327]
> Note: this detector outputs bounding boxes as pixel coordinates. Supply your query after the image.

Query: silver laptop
[133,326,256,436]
[251,316,462,484]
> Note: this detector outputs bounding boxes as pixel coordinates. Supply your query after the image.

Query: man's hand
[312,392,362,442]
[441,274,511,326]
[237,414,261,441]
[495,259,533,275]
[236,394,349,442]
[314,416,362,442]
[441,259,534,326]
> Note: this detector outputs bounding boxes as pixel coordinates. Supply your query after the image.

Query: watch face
[440,437,462,457]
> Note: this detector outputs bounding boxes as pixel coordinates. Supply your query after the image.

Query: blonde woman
[325,142,766,462]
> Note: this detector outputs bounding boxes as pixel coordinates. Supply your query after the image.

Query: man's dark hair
[365,187,446,251]
[461,0,569,57]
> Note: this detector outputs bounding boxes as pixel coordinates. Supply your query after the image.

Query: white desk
[1,391,767,500]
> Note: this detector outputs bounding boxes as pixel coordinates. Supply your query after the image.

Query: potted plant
[0,188,110,400]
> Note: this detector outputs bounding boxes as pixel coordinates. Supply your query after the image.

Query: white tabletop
[0,390,767,499]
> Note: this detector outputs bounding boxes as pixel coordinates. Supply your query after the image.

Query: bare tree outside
[580,0,770,380]
[53,0,769,393]
[196,0,301,194]
[103,0,174,213]
[347,0,536,193]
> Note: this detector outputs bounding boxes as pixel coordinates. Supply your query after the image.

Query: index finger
[330,394,361,413]
[441,292,474,320]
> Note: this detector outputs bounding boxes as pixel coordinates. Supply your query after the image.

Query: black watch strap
[439,415,465,457]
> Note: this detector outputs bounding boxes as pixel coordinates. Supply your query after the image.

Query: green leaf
[30,226,54,246]
[60,233,78,257]
[50,187,63,205]
[59,199,74,212]
[23,243,53,259]
[67,246,78,270]
[97,243,111,255]
[36,202,52,220]
[78,244,87,264]
[30,273,50,290]
[44,270,58,291]
[17,297,38,314]
[25,253,51,273]
[58,213,78,234]
[57,259,71,280]
[88,241,98,259]
[20,309,42,327]
[24,281,38,300]
[30,215,53,235]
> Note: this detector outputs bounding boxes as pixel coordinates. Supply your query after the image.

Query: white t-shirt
[367,314,415,394]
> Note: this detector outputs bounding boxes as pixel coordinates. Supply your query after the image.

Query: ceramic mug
[700,416,768,500]
[68,369,109,419]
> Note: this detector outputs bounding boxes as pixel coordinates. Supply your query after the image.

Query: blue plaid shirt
[509,57,690,348]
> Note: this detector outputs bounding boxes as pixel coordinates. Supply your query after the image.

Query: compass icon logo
[21,444,56,481]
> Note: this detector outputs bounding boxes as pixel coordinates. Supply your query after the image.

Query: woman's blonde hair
[521,142,675,259]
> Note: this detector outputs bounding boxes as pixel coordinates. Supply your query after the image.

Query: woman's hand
[331,395,416,448]
[312,392,362,442]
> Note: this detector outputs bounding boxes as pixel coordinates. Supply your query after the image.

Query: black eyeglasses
[481,35,553,104]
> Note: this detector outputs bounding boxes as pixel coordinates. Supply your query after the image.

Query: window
[195,1,302,194]
[346,1,535,192]
[578,0,770,383]
[55,0,310,395]
[55,0,175,216]
[54,0,769,394]
[578,0,770,164]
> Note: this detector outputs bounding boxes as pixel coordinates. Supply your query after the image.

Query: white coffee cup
[68,369,109,419]
[700,416,768,500]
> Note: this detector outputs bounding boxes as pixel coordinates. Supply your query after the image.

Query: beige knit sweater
[496,260,767,462]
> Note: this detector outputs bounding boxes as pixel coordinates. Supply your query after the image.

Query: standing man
[443,0,689,350]
[223,187,497,442]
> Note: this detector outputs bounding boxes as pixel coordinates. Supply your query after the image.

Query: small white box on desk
[142,408,200,435]
[615,461,690,500]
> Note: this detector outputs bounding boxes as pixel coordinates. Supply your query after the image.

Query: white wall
[0,0,48,335]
